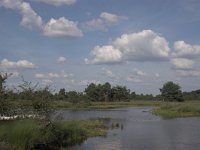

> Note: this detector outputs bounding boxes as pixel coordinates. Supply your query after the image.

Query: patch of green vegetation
[0,119,108,150]
[51,101,162,110]
[152,101,200,117]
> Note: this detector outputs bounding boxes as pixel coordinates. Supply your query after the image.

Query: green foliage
[0,119,108,149]
[182,90,200,100]
[153,101,200,117]
[160,81,183,102]
[85,83,130,102]
[0,73,11,116]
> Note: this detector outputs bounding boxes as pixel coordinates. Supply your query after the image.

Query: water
[54,107,200,150]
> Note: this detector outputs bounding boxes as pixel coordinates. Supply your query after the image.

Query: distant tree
[66,91,80,104]
[130,92,136,100]
[84,83,98,101]
[58,88,66,100]
[32,86,52,118]
[111,85,130,101]
[18,76,38,100]
[101,82,112,101]
[160,81,183,102]
[0,73,10,115]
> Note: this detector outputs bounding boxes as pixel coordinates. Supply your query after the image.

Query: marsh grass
[51,101,162,110]
[0,119,108,150]
[152,101,200,117]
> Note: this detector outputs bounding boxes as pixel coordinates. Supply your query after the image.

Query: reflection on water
[55,107,200,150]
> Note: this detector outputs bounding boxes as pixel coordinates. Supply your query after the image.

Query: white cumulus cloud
[0,59,36,69]
[43,17,83,38]
[85,30,170,64]
[85,45,122,64]
[171,58,195,70]
[19,2,43,29]
[172,41,200,59]
[0,0,83,38]
[0,0,43,29]
[33,0,76,6]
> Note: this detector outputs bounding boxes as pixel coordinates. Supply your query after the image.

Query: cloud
[0,59,36,69]
[0,0,83,38]
[85,45,122,64]
[79,80,100,86]
[35,73,60,78]
[42,79,53,86]
[35,73,45,79]
[125,77,143,83]
[60,70,73,78]
[57,57,67,64]
[133,68,146,76]
[100,12,128,25]
[35,71,73,81]
[83,19,107,31]
[33,0,76,6]
[172,41,200,59]
[19,2,43,29]
[85,30,170,64]
[176,70,200,77]
[155,73,160,78]
[82,12,128,31]
[171,58,195,70]
[43,17,83,38]
[102,68,119,80]
[0,0,43,29]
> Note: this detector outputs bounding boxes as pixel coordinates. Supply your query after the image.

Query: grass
[8,99,200,118]
[152,101,200,117]
[51,100,162,110]
[0,119,108,150]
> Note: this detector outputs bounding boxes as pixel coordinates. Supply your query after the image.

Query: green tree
[66,91,80,104]
[160,81,183,102]
[0,73,9,115]
[84,83,98,102]
[32,86,52,118]
[101,82,112,101]
[111,85,130,101]
[58,88,67,100]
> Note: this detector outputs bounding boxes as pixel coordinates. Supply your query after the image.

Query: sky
[0,0,200,94]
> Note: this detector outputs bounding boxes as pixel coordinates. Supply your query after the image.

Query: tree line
[1,73,200,108]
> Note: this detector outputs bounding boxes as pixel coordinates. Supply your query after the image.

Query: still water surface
[55,107,200,150]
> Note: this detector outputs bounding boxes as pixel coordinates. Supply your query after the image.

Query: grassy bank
[152,101,200,117]
[8,100,200,117]
[0,119,108,150]
[52,100,162,109]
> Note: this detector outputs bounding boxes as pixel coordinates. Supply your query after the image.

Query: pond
[55,107,200,150]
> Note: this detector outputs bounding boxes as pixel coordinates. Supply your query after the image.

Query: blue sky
[0,0,200,94]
